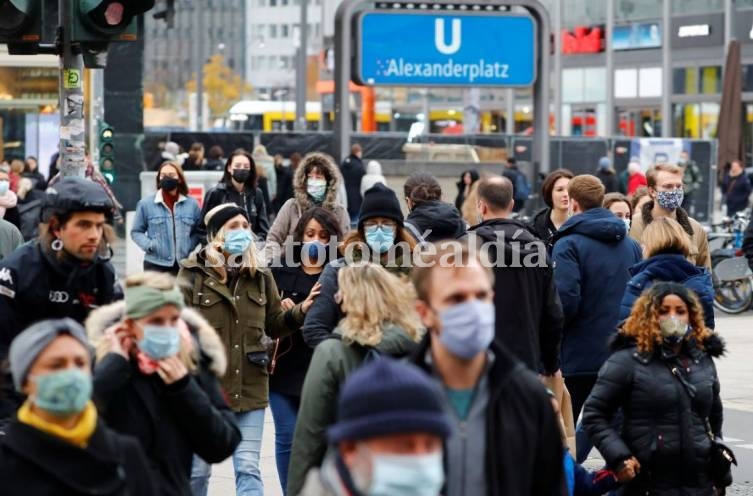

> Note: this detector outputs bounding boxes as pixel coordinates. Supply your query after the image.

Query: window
[673,102,719,139]
[743,65,753,92]
[671,0,723,14]
[673,67,699,95]
[615,0,661,21]
[699,66,721,95]
[269,25,277,38]
[281,24,289,37]
[562,0,606,29]
[270,0,277,5]
[562,67,606,103]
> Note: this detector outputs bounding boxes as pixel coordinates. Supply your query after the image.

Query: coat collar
[153,189,187,205]
[3,421,127,494]
[641,200,694,237]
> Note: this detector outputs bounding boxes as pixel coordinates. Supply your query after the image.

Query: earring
[51,238,64,252]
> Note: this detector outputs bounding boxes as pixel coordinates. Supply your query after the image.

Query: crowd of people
[0,143,735,496]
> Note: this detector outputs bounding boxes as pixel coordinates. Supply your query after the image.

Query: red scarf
[162,189,179,212]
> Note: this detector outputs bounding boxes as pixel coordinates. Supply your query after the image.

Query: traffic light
[72,0,155,43]
[99,122,115,184]
[0,0,42,54]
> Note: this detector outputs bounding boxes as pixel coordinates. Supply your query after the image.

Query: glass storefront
[616,108,662,137]
[672,103,719,139]
[671,0,724,14]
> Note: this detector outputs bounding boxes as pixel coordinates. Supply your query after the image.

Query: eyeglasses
[363,221,397,230]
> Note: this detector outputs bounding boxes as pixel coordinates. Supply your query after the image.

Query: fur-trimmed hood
[641,200,695,237]
[293,152,342,210]
[84,300,227,377]
[609,330,726,359]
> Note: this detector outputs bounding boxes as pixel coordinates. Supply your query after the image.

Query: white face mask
[352,447,445,496]
[623,218,631,231]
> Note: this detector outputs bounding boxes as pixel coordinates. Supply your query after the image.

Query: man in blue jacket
[552,174,642,453]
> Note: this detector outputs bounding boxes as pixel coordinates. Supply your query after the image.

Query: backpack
[514,171,531,201]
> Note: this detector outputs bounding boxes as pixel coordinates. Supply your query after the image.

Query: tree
[186,54,252,120]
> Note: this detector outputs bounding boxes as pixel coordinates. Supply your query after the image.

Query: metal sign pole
[333,0,551,177]
[59,0,87,177]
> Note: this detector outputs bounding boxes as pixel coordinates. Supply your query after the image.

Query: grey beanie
[9,318,92,392]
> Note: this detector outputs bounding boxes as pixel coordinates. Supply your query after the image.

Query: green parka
[178,252,304,412]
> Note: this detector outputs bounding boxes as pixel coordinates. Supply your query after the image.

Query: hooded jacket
[629,201,711,269]
[265,153,350,263]
[0,419,157,496]
[405,200,467,243]
[583,333,724,495]
[467,218,563,374]
[552,208,642,376]
[409,338,563,496]
[86,302,242,496]
[340,154,366,217]
[286,325,419,496]
[620,254,715,329]
[198,180,270,240]
[359,160,386,197]
[530,207,559,253]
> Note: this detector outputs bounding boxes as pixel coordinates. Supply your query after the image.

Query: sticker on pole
[356,12,537,87]
[63,69,81,89]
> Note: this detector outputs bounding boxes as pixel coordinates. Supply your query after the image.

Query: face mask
[0,181,9,196]
[364,225,395,254]
[302,239,326,264]
[31,368,92,417]
[656,189,684,211]
[367,451,445,496]
[232,169,251,183]
[623,218,631,231]
[307,178,327,202]
[159,177,179,191]
[139,325,181,360]
[437,299,495,359]
[224,229,253,255]
[659,315,691,346]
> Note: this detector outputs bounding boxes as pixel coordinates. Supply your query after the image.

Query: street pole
[661,0,671,137]
[195,3,204,132]
[605,0,614,136]
[59,0,86,177]
[295,0,308,131]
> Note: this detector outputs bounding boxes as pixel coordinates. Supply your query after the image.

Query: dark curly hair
[404,171,442,205]
[622,282,711,354]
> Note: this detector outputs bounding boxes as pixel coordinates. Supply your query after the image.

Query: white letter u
[435,18,461,55]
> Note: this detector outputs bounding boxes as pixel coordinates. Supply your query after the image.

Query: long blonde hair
[337,264,423,347]
[204,203,260,282]
[641,217,692,258]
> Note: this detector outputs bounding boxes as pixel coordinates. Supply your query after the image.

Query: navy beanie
[327,357,453,443]
[358,183,404,231]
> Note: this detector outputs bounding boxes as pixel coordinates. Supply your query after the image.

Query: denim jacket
[131,191,201,267]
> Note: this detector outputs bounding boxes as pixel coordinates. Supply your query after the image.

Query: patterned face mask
[656,189,684,211]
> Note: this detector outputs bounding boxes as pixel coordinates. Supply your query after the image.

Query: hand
[105,323,133,360]
[301,282,322,314]
[280,297,296,311]
[615,457,640,483]
[157,356,189,385]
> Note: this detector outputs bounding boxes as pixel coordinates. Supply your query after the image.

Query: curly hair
[622,282,711,354]
[337,264,423,347]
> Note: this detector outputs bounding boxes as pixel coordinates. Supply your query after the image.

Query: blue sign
[356,12,536,87]
[612,22,662,51]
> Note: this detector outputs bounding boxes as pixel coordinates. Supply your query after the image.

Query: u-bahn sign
[355,12,537,87]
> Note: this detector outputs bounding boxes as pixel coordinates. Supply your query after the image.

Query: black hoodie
[467,218,563,374]
[405,200,467,243]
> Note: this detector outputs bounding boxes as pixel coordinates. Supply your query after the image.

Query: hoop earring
[51,238,64,252]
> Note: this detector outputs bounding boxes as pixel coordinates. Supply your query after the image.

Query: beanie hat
[327,357,453,443]
[598,156,611,171]
[358,183,404,230]
[9,318,92,392]
[204,203,248,240]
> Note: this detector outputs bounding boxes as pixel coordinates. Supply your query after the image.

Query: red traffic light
[0,0,34,37]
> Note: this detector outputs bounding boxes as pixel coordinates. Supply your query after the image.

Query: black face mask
[232,169,251,183]
[160,177,180,191]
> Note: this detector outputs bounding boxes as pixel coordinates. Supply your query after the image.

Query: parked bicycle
[707,210,753,314]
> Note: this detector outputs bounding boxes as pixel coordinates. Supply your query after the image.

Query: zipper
[459,420,467,495]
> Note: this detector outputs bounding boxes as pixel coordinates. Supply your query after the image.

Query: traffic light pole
[58,0,87,177]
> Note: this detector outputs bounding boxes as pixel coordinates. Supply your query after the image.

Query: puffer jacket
[583,333,725,496]
[287,325,419,496]
[177,250,304,412]
[265,153,350,263]
[620,254,715,329]
[86,301,242,496]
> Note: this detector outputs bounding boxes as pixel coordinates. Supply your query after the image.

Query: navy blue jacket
[552,208,642,376]
[620,253,715,329]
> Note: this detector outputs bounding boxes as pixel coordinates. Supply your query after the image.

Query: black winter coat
[596,170,619,193]
[467,218,563,374]
[197,181,270,240]
[274,164,295,213]
[0,242,119,422]
[87,303,241,496]
[530,207,558,253]
[0,419,157,496]
[583,334,725,495]
[405,200,466,243]
[339,154,365,217]
[410,339,564,496]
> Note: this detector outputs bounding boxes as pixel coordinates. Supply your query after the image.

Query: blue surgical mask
[30,368,92,417]
[364,225,395,254]
[302,239,326,264]
[437,299,495,359]
[656,189,684,211]
[367,451,445,496]
[0,181,9,196]
[139,325,181,360]
[224,229,253,255]
[307,178,327,202]
[659,315,691,346]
